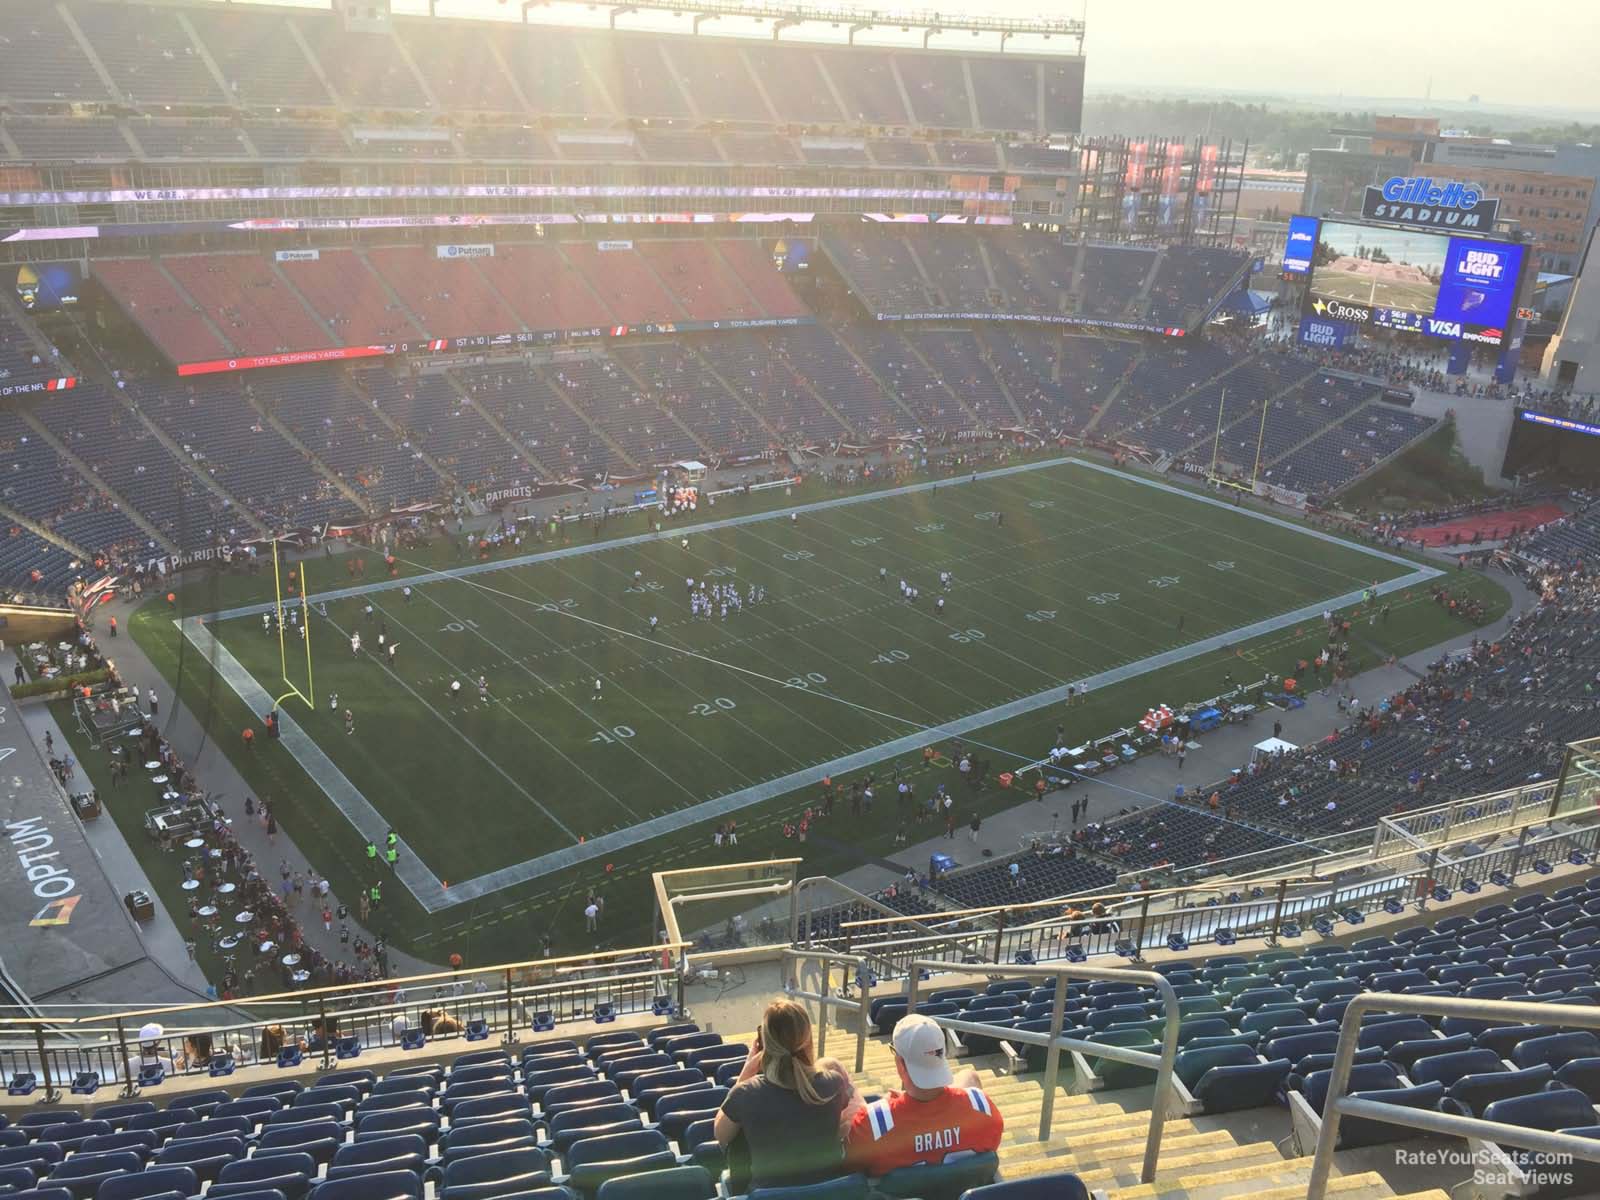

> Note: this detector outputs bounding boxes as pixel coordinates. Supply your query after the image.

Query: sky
[1062,0,1596,113]
[211,0,1598,115]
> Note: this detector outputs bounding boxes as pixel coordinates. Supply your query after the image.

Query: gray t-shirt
[720,1066,849,1188]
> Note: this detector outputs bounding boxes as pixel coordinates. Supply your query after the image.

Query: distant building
[1301,117,1598,275]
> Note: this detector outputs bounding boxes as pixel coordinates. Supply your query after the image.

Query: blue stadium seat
[1512,1031,1600,1070]
[97,1166,198,1200]
[440,1119,541,1165]
[547,1107,640,1156]
[563,1130,677,1198]
[454,1096,535,1127]
[959,1176,1090,1200]
[79,1131,157,1159]
[1336,1082,1447,1148]
[873,1152,1000,1200]
[595,1166,713,1200]
[0,1167,39,1193]
[153,1135,244,1183]
[308,1171,422,1200]
[327,1134,429,1181]
[440,1147,553,1200]
[46,1150,145,1200]
[746,1174,867,1200]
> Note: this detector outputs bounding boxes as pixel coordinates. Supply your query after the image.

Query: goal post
[271,540,315,712]
[1206,388,1272,495]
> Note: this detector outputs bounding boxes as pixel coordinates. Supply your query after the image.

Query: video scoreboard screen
[1288,216,1525,349]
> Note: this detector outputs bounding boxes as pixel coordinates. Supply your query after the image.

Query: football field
[186,458,1433,913]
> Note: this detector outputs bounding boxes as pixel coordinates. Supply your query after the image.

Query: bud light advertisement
[1282,215,1319,275]
[1434,240,1524,331]
[1297,316,1352,349]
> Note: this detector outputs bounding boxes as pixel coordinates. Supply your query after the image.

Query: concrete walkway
[3,649,221,1011]
[57,611,436,985]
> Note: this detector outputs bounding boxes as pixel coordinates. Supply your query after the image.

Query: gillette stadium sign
[1362,177,1499,230]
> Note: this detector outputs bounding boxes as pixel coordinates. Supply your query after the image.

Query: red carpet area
[1408,503,1566,547]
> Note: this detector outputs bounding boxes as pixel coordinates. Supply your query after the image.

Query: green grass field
[103,456,1510,969]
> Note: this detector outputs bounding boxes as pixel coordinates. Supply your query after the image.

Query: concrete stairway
[845,1034,1450,1199]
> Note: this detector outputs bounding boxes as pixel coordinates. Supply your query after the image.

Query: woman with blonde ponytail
[714,998,859,1188]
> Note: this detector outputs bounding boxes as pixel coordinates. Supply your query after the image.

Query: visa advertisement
[1301,218,1525,348]
[1282,215,1319,275]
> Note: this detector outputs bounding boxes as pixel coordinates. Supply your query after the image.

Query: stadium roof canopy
[296,0,1088,51]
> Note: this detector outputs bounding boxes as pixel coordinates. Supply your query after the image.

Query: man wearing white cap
[843,1013,1004,1174]
[125,1022,176,1082]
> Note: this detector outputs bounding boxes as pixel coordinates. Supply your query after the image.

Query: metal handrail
[1306,993,1600,1200]
[0,941,690,1026]
[653,857,801,978]
[840,812,1600,973]
[906,957,1180,1184]
[792,875,971,948]
[0,962,684,1101]
[837,801,1595,937]
[779,949,872,1075]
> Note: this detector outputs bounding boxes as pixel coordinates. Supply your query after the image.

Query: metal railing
[653,857,802,979]
[829,805,1600,975]
[1306,993,1600,1200]
[906,958,1180,1184]
[0,942,688,1100]
[780,949,873,1076]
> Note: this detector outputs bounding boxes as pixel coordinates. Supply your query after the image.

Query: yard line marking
[376,590,652,823]
[468,559,782,787]
[551,551,887,750]
[326,608,584,839]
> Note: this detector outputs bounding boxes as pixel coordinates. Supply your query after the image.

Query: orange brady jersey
[844,1087,1004,1173]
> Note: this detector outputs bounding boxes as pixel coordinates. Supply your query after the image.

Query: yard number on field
[783,673,829,689]
[690,697,738,717]
[782,550,815,561]
[590,726,636,745]
[948,628,986,644]
[1087,592,1121,606]
[439,619,481,633]
[1025,610,1057,622]
[873,649,911,665]
[1209,561,1235,572]
[1148,576,1181,589]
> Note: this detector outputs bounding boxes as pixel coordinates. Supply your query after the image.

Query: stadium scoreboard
[1283,214,1526,350]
